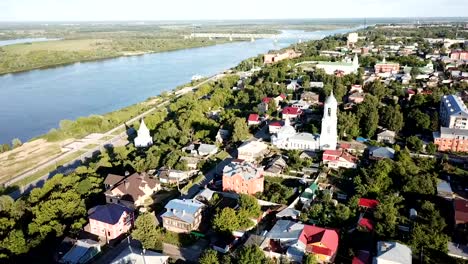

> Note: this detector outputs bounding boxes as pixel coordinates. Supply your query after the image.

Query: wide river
[0,28,357,144]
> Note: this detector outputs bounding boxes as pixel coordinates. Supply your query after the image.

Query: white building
[316,54,359,75]
[320,92,338,150]
[237,140,269,162]
[373,241,412,264]
[271,118,320,151]
[134,119,153,148]
[440,94,468,130]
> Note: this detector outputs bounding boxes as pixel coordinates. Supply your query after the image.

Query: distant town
[1,22,468,264]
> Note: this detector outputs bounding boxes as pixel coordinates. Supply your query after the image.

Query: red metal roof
[248,114,259,122]
[358,218,374,231]
[282,106,302,115]
[262,97,272,103]
[279,93,287,99]
[299,225,339,257]
[269,121,283,127]
[323,149,357,164]
[358,198,380,209]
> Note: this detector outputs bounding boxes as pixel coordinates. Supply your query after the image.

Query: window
[327,107,331,117]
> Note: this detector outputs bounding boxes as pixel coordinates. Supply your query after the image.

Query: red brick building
[374,58,400,73]
[433,127,468,152]
[450,51,468,60]
[264,49,301,64]
[222,160,264,195]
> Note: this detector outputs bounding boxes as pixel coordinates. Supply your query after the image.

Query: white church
[316,54,359,75]
[271,92,338,151]
[134,119,153,148]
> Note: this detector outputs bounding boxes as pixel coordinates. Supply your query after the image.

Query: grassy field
[0,37,227,74]
[0,139,64,183]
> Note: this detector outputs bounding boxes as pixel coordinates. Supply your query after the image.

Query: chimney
[124,179,129,189]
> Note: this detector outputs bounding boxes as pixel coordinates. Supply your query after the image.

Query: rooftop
[89,204,132,225]
[375,241,412,264]
[161,199,205,224]
[223,160,263,181]
[441,94,468,117]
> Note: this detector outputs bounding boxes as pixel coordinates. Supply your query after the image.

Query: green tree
[407,109,430,133]
[199,249,220,264]
[212,208,240,233]
[239,194,261,218]
[365,81,387,100]
[232,118,250,143]
[406,136,423,152]
[379,105,404,133]
[338,111,360,139]
[267,99,277,115]
[131,213,163,250]
[303,254,318,264]
[11,138,22,149]
[426,142,437,155]
[374,195,404,237]
[357,95,379,138]
[237,245,267,264]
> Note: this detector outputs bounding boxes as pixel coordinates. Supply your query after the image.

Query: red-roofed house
[358,198,380,210]
[248,114,261,126]
[300,225,339,263]
[322,149,357,169]
[269,121,284,134]
[259,96,283,114]
[358,217,374,231]
[282,107,302,120]
[454,199,468,226]
[88,204,134,241]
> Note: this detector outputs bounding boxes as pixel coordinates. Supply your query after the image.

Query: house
[377,130,396,144]
[433,127,468,152]
[358,217,374,232]
[265,220,339,263]
[269,121,284,134]
[282,107,303,120]
[264,49,301,64]
[248,114,261,126]
[301,91,320,105]
[161,199,205,233]
[88,204,134,241]
[374,241,412,264]
[222,160,264,195]
[437,180,454,200]
[300,183,319,206]
[134,119,153,148]
[157,168,190,184]
[348,92,366,104]
[339,141,367,154]
[454,199,468,226]
[322,149,358,169]
[264,155,287,175]
[369,147,395,160]
[287,80,301,91]
[291,100,310,110]
[59,239,101,264]
[216,128,230,144]
[276,207,301,220]
[439,95,468,129]
[451,51,468,60]
[350,84,363,93]
[104,173,161,210]
[374,58,400,73]
[111,245,169,264]
[184,143,218,157]
[358,198,379,210]
[179,156,199,170]
[237,140,269,162]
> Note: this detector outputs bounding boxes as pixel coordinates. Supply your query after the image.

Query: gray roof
[437,180,453,194]
[223,161,262,181]
[276,208,301,219]
[369,147,395,159]
[439,127,468,139]
[60,239,100,264]
[377,130,396,137]
[198,144,218,155]
[290,133,319,141]
[441,95,468,117]
[267,220,304,241]
[111,245,169,264]
[161,199,204,224]
[375,241,412,264]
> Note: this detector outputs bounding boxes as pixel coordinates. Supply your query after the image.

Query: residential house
[264,155,287,175]
[222,160,264,195]
[373,241,412,264]
[282,107,303,120]
[301,91,320,105]
[180,156,199,170]
[358,198,379,211]
[374,58,400,73]
[310,82,324,89]
[264,49,301,64]
[433,127,468,152]
[377,130,396,144]
[161,199,205,233]
[157,168,190,184]
[350,84,363,93]
[88,204,133,241]
[451,51,468,60]
[454,199,468,226]
[216,128,230,144]
[269,121,284,134]
[300,183,319,206]
[104,173,161,210]
[439,95,468,129]
[369,147,395,160]
[276,207,301,220]
[291,100,310,110]
[258,96,283,114]
[322,149,358,169]
[248,114,261,126]
[184,143,218,157]
[348,92,366,104]
[237,140,269,162]
[358,217,374,232]
[111,245,169,264]
[59,239,101,264]
[265,220,339,263]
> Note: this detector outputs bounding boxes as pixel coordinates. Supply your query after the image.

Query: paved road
[7,74,223,199]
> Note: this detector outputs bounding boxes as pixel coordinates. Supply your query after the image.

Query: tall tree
[131,213,163,250]
[232,118,250,143]
[199,249,220,264]
[237,245,268,264]
[357,95,380,138]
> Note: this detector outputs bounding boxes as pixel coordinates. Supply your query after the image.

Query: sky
[1,0,467,21]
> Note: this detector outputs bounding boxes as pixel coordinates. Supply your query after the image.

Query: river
[0,38,61,47]
[0,28,358,144]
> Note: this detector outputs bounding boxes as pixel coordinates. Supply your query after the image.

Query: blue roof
[89,204,132,225]
[267,220,304,241]
[370,147,395,159]
[162,199,205,224]
[356,137,368,143]
[437,180,453,194]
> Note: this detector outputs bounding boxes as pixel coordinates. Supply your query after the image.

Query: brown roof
[105,173,159,202]
[455,199,468,224]
[104,174,124,186]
